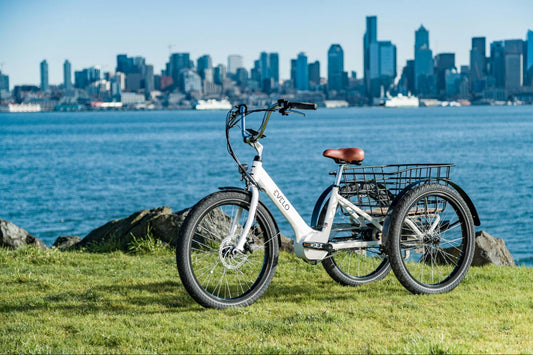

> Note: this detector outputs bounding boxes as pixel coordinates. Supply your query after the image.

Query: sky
[1,0,532,87]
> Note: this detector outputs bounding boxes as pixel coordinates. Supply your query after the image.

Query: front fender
[217,186,282,245]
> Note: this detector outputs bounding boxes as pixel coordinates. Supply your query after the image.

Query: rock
[0,219,49,250]
[76,207,189,250]
[280,234,294,252]
[53,236,82,249]
[472,231,516,267]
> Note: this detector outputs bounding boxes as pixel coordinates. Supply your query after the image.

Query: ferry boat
[0,103,42,112]
[384,94,419,108]
[194,99,232,110]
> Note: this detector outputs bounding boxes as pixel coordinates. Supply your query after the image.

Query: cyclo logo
[273,189,290,211]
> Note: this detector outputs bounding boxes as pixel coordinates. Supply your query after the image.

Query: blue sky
[1,0,532,86]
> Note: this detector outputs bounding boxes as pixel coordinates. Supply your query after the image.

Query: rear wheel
[318,184,391,286]
[386,183,475,294]
[176,190,279,308]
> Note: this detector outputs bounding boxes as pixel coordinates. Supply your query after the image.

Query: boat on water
[0,103,42,112]
[384,94,419,108]
[194,99,233,110]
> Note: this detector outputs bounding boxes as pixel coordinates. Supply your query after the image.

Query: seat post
[334,164,348,187]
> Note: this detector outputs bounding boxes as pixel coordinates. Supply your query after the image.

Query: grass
[1,246,532,354]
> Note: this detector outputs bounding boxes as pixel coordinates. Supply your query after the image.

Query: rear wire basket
[337,164,454,216]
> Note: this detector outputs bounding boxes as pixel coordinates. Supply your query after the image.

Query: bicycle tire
[176,190,279,309]
[318,183,391,286]
[386,183,475,294]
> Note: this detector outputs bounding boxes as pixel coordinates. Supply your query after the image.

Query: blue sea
[1,105,532,266]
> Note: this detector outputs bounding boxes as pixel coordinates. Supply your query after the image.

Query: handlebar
[225,99,317,185]
[230,99,317,144]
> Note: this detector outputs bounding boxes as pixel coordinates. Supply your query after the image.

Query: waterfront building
[213,64,226,85]
[445,68,461,97]
[414,25,435,97]
[63,60,72,90]
[328,44,344,92]
[526,30,533,87]
[504,39,524,94]
[40,60,49,92]
[295,52,309,91]
[363,16,378,97]
[308,60,320,87]
[180,69,202,93]
[434,53,455,96]
[227,55,243,75]
[398,60,415,95]
[470,37,487,94]
[169,53,192,91]
[363,16,397,99]
[197,55,213,80]
[489,41,506,88]
[0,70,9,92]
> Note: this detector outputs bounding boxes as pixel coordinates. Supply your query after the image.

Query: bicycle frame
[234,139,384,262]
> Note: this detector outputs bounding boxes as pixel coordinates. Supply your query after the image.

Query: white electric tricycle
[176,99,480,309]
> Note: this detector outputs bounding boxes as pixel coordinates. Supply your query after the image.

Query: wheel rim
[189,202,270,301]
[399,192,468,287]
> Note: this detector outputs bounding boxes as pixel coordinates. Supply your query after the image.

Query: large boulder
[472,231,516,267]
[0,219,49,250]
[75,206,189,250]
[52,236,82,249]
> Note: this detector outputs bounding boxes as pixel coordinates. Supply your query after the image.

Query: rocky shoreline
[0,206,516,267]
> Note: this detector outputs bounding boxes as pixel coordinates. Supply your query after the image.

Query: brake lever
[286,109,306,117]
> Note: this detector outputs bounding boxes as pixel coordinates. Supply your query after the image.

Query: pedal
[303,242,332,252]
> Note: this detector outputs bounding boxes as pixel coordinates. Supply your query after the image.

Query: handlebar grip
[289,101,317,110]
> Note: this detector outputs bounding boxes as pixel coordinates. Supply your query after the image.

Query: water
[1,106,532,266]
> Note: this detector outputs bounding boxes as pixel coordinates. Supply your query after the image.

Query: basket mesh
[337,164,454,216]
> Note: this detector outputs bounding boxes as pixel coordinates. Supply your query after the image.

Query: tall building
[363,16,397,98]
[504,39,524,94]
[63,60,72,90]
[0,70,10,92]
[40,59,49,92]
[197,55,213,80]
[144,64,154,96]
[227,55,243,74]
[398,60,415,95]
[328,44,344,92]
[434,53,455,95]
[308,61,320,87]
[363,16,378,97]
[295,52,309,91]
[526,30,533,87]
[169,53,191,91]
[414,25,435,96]
[470,37,487,94]
[490,41,506,88]
[269,53,279,84]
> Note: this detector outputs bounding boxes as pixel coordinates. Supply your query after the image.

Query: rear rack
[335,164,454,216]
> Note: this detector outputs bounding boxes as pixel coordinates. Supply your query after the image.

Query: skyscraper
[434,53,455,95]
[490,41,505,88]
[197,54,213,80]
[63,60,72,90]
[328,44,344,92]
[295,52,309,91]
[269,53,279,84]
[414,25,435,96]
[227,55,243,75]
[363,16,378,97]
[308,61,320,87]
[526,30,533,87]
[40,59,49,92]
[504,39,524,94]
[363,16,397,99]
[0,70,9,92]
[169,53,191,91]
[470,37,487,94]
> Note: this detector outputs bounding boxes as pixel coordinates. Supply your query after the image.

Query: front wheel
[176,190,279,309]
[386,183,475,294]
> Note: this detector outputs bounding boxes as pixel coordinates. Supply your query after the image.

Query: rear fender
[381,179,481,248]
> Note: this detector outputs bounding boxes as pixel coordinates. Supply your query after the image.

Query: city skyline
[1,0,532,87]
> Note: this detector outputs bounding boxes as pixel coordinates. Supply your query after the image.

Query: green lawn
[1,246,532,354]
